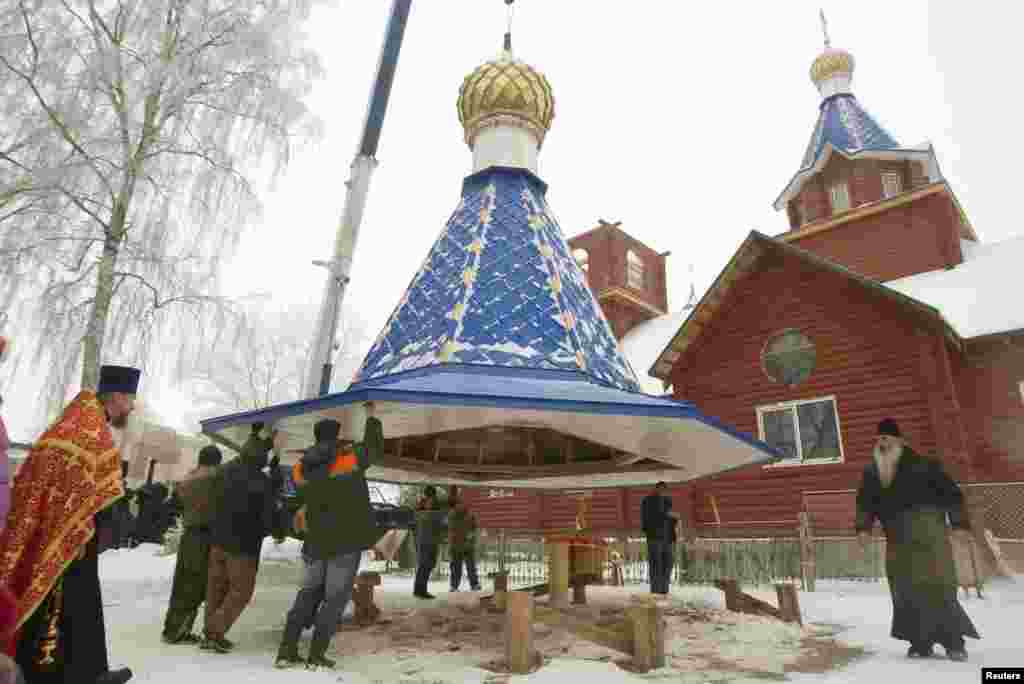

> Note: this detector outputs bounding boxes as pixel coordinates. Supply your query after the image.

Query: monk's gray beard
[873,443,902,488]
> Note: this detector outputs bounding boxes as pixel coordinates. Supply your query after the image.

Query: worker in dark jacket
[641,482,678,594]
[162,445,223,644]
[447,497,481,592]
[413,486,447,599]
[202,425,283,653]
[275,404,385,671]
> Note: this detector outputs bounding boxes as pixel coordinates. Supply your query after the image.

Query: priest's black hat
[97,365,141,395]
[313,419,341,443]
[877,418,901,438]
[198,445,223,467]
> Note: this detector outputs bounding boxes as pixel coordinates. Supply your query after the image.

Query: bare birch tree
[185,302,369,417]
[0,0,325,398]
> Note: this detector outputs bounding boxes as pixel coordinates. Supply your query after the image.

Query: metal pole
[303,0,411,398]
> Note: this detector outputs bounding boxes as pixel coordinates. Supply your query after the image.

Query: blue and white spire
[352,21,639,392]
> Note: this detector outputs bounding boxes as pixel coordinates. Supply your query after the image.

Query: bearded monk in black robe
[855,418,980,662]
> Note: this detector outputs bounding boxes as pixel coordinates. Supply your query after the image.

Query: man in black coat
[856,418,980,661]
[202,425,284,653]
[641,482,678,594]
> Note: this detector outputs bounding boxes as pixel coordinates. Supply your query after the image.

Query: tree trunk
[81,206,125,390]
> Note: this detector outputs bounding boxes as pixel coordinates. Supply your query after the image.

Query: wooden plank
[629,602,666,672]
[433,438,441,463]
[480,582,549,604]
[533,606,633,656]
[506,591,535,674]
[549,541,570,608]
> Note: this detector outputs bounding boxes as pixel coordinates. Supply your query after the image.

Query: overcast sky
[3,1,1022,441]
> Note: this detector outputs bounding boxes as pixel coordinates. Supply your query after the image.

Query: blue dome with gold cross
[353,165,640,392]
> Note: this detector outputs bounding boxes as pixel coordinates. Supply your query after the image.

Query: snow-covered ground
[101,540,1021,683]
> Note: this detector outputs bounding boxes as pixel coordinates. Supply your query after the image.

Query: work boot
[95,668,133,684]
[307,638,336,671]
[275,644,304,669]
[199,634,233,653]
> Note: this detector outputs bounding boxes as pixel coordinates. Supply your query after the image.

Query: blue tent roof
[200,365,781,488]
[353,166,640,393]
[199,165,780,487]
[800,93,900,170]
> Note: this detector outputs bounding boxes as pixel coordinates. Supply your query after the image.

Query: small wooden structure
[351,571,382,626]
[504,591,667,674]
[714,578,803,625]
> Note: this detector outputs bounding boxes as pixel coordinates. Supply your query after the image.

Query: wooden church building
[462,33,1024,545]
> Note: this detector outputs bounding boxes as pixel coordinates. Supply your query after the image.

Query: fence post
[798,512,816,592]
[505,591,535,674]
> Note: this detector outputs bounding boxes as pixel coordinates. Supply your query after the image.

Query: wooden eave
[776,181,977,245]
[596,287,666,316]
[649,231,962,381]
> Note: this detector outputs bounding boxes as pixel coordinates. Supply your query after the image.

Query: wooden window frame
[829,182,851,212]
[626,250,645,290]
[881,172,902,199]
[757,395,846,468]
[573,248,589,272]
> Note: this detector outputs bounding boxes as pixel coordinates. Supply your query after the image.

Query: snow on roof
[885,233,1024,339]
[620,308,693,394]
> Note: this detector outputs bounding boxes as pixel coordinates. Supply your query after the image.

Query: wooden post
[352,572,382,626]
[549,541,570,609]
[571,576,587,605]
[774,583,802,625]
[798,512,816,592]
[628,601,665,672]
[505,591,535,674]
[719,578,741,612]
[493,571,509,611]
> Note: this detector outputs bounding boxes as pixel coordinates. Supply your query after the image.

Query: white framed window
[882,172,902,199]
[829,182,850,212]
[1019,380,1024,405]
[627,250,645,290]
[758,395,845,467]
[573,248,589,272]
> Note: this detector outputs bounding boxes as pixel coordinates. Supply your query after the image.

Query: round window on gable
[762,329,816,387]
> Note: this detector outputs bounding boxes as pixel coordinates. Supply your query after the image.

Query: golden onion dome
[457,49,555,149]
[810,46,855,86]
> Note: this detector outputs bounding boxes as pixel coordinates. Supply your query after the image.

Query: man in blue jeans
[275,404,386,670]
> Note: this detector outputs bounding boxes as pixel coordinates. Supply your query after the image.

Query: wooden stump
[353,572,382,626]
[628,601,665,672]
[505,591,535,674]
[549,542,570,609]
[774,583,802,625]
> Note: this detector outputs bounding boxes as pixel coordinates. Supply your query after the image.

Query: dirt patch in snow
[335,588,864,680]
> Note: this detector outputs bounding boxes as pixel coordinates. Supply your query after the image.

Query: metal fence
[419,530,887,588]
